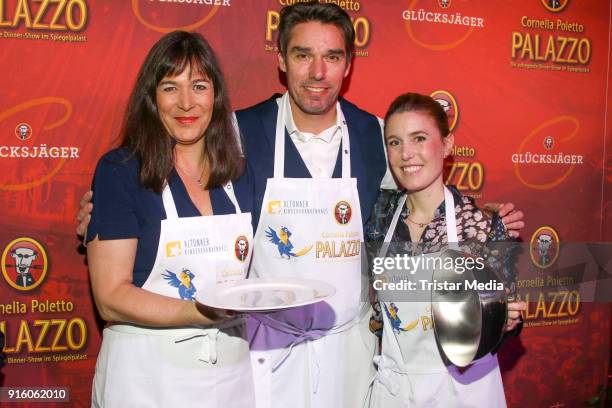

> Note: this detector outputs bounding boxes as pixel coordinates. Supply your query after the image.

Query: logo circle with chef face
[541,0,569,12]
[234,235,249,262]
[1,237,48,291]
[543,136,554,150]
[529,226,560,269]
[430,90,459,132]
[15,123,33,141]
[334,201,352,225]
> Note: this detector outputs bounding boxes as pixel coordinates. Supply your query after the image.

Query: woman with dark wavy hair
[86,31,255,407]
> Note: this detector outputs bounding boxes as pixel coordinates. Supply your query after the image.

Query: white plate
[196,277,336,312]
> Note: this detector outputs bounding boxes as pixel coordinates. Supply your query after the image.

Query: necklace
[405,217,428,228]
[175,163,204,187]
[404,204,430,228]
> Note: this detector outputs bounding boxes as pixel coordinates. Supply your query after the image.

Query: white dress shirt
[278,96,396,188]
[230,98,396,186]
[282,97,342,178]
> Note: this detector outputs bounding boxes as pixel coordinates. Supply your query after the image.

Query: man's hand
[76,190,93,237]
[505,300,527,332]
[485,202,525,238]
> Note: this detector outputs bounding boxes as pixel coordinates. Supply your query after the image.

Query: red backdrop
[0,0,610,406]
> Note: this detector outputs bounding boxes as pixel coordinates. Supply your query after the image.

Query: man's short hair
[278,1,355,58]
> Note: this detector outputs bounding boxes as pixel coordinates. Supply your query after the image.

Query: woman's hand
[88,237,222,327]
[505,300,527,332]
[196,303,236,323]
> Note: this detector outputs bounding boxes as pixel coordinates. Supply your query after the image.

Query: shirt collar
[281,92,342,143]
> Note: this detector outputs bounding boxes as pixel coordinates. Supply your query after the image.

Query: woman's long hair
[121,31,243,192]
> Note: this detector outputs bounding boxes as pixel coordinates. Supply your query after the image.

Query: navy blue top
[235,95,387,230]
[86,148,253,287]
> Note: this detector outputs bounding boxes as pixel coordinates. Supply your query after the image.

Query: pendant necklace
[176,163,204,188]
[405,217,428,228]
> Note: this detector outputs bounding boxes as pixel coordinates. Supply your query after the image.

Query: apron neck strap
[378,193,407,258]
[383,194,407,245]
[162,183,179,220]
[161,181,241,220]
[222,181,241,214]
[377,187,459,257]
[274,92,350,179]
[444,187,459,249]
[338,106,351,178]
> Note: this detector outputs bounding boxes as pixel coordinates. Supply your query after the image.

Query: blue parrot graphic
[384,303,419,334]
[265,226,312,259]
[162,268,197,300]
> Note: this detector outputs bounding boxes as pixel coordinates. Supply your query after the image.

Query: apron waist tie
[250,313,359,395]
[366,355,415,406]
[368,353,482,406]
[173,317,245,364]
[175,328,220,364]
[447,373,459,397]
[271,328,326,372]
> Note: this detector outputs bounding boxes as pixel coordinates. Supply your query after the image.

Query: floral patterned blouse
[365,185,518,336]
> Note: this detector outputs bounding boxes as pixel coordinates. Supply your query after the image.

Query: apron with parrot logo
[92,181,256,408]
[247,92,373,408]
[264,225,313,259]
[370,188,506,408]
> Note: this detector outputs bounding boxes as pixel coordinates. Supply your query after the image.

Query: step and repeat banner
[0,0,610,406]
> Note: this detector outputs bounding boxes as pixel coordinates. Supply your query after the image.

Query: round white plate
[196,277,336,312]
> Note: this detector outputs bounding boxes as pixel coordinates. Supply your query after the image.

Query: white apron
[370,188,506,408]
[248,93,377,408]
[92,182,256,408]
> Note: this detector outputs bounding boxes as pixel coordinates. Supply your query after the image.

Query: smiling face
[278,21,351,127]
[385,111,454,194]
[155,67,214,147]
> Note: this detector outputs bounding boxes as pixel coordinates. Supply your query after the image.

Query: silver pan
[431,249,507,367]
